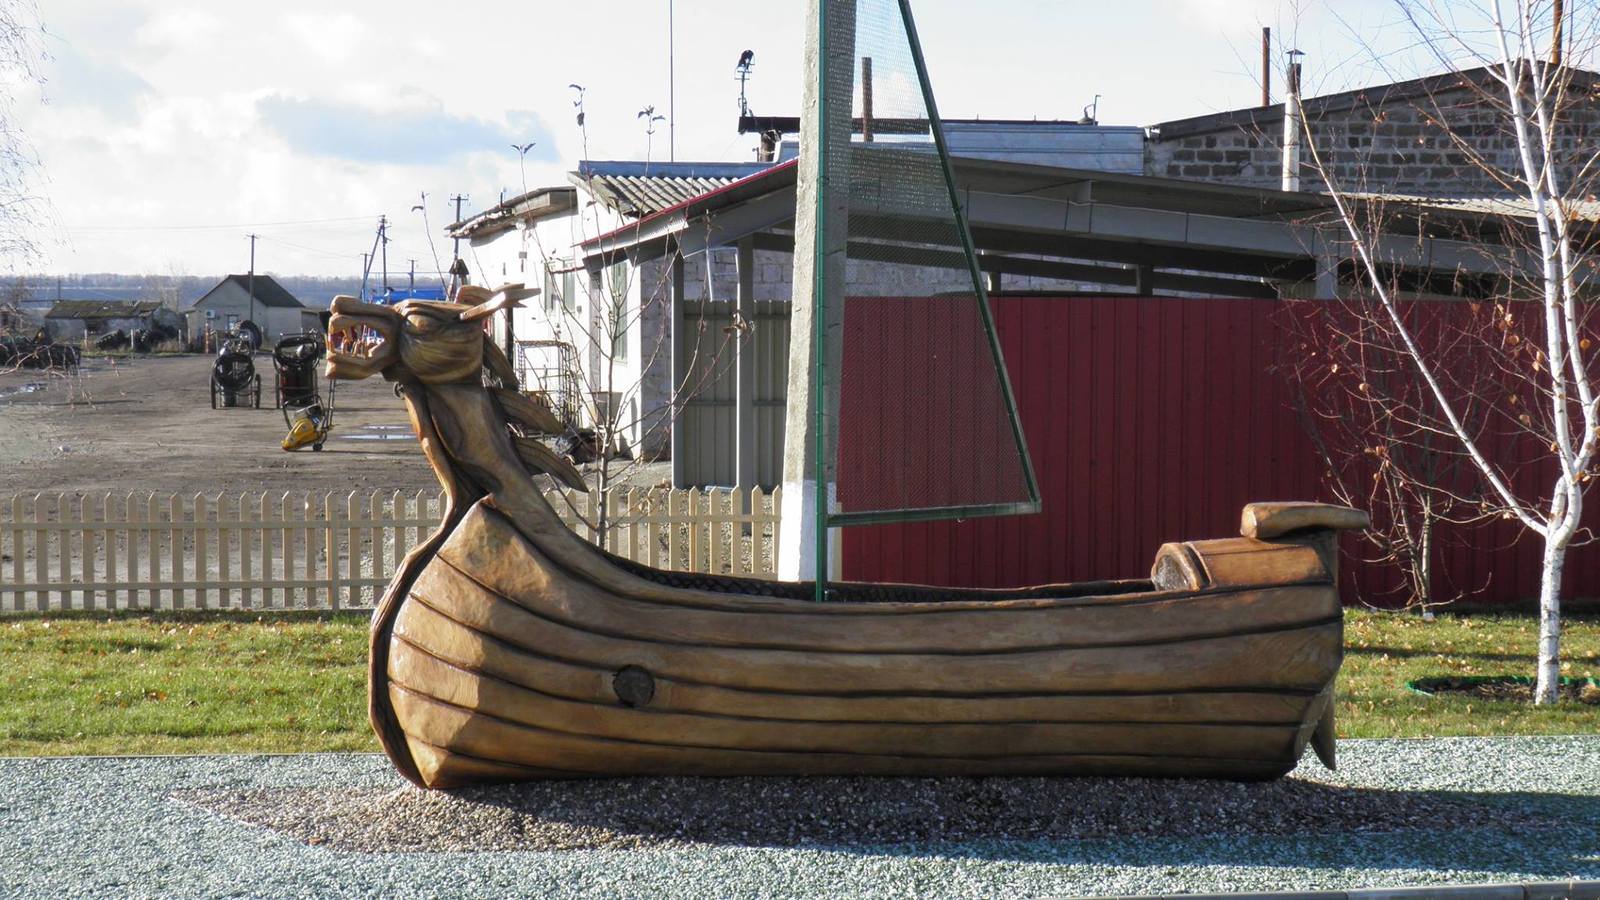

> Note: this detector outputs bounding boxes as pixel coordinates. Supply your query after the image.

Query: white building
[186,275,321,346]
[449,161,774,460]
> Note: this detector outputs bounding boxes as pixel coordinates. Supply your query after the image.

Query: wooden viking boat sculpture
[325,288,1368,789]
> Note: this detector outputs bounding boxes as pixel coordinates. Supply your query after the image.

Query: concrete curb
[1086,881,1600,900]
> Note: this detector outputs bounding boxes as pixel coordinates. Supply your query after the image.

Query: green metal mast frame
[811,0,1042,599]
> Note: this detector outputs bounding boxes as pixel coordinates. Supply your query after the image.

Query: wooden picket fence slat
[0,486,781,612]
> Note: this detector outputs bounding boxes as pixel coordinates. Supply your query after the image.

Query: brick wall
[1148,84,1600,197]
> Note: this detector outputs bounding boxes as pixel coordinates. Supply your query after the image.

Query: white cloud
[15,0,1416,277]
[282,11,369,65]
[134,9,224,51]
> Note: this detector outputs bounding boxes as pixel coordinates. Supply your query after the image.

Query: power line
[63,215,380,233]
[255,234,359,262]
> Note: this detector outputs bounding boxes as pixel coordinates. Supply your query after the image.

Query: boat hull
[382,502,1342,788]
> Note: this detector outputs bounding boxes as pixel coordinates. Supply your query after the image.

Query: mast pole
[778,0,856,595]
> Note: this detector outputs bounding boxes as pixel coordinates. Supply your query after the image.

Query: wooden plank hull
[381,502,1344,788]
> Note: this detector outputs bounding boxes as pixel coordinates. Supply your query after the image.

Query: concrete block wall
[1148,85,1600,196]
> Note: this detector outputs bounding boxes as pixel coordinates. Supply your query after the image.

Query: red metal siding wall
[839,295,1598,606]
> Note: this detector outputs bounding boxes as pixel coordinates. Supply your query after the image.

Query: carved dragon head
[324,286,590,492]
[325,287,524,385]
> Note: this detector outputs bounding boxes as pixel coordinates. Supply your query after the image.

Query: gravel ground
[2,736,1598,899]
[181,773,1559,853]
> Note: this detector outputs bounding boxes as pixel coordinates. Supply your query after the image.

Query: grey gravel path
[1,736,1597,899]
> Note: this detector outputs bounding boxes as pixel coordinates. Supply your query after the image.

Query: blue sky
[10,0,1460,277]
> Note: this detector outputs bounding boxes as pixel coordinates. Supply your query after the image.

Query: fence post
[4,495,16,612]
[346,491,359,608]
[709,489,724,576]
[278,492,292,609]
[326,492,341,611]
[31,493,45,610]
[770,485,781,578]
[193,492,208,610]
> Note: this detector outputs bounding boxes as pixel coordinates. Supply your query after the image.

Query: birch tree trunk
[1536,534,1565,703]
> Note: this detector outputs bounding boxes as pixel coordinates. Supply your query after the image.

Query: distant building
[0,301,39,336]
[43,300,182,343]
[187,274,321,345]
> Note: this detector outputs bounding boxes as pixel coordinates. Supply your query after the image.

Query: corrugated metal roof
[1345,192,1600,223]
[572,161,776,218]
[45,300,165,319]
[583,174,744,217]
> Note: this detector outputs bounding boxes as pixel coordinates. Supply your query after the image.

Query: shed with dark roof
[43,300,180,342]
[187,274,321,345]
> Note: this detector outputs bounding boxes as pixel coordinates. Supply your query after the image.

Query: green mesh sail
[809,0,1039,551]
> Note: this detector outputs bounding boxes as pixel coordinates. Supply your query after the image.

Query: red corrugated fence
[839,295,1598,606]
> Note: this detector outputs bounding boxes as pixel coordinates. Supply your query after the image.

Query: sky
[9,0,1433,279]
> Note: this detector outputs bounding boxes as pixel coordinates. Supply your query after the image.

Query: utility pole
[449,194,469,296]
[408,259,416,295]
[246,233,258,339]
[360,253,369,301]
[378,215,390,292]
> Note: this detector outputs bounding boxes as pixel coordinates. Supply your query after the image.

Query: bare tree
[491,88,743,541]
[0,0,49,273]
[1279,281,1502,614]
[1296,0,1600,703]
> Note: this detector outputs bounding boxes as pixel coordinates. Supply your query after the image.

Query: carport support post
[669,247,688,488]
[778,0,854,586]
[735,236,758,519]
[1314,230,1340,299]
[1135,264,1154,295]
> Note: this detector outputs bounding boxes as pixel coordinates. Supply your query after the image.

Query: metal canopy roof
[448,187,577,242]
[579,154,1551,296]
[573,160,776,218]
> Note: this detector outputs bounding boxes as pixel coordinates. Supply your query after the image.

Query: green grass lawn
[0,613,374,756]
[1339,609,1599,738]
[0,610,1594,757]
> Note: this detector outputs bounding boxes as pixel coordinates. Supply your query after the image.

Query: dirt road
[0,354,438,496]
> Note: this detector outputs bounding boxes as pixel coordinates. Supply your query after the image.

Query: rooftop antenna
[736,49,755,118]
[1078,94,1101,125]
[511,141,537,193]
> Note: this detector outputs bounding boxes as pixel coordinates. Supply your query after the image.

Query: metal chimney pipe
[1281,56,1303,192]
[1261,27,1271,106]
[1553,0,1566,67]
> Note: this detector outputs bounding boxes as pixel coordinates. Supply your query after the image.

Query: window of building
[545,262,577,316]
[544,268,560,313]
[610,261,629,362]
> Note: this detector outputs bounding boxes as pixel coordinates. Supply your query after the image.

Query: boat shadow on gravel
[182,774,1600,865]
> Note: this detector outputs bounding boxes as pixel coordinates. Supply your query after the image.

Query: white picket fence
[0,486,781,613]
